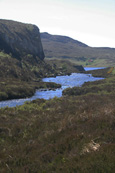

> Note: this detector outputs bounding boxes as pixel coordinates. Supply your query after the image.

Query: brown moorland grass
[0,66,114,172]
[0,79,61,101]
[63,67,115,96]
[0,51,85,101]
[41,32,115,67]
[0,92,114,172]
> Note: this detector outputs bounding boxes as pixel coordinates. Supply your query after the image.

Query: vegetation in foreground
[0,69,115,172]
[1,19,114,172]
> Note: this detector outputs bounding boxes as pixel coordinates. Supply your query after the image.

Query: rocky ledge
[0,19,44,60]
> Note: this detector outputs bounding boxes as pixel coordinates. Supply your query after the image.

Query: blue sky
[0,0,115,48]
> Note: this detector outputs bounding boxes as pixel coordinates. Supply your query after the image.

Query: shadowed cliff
[0,20,50,80]
[0,20,85,80]
[0,19,44,60]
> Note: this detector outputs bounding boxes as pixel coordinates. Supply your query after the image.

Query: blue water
[0,71,104,108]
[84,67,106,71]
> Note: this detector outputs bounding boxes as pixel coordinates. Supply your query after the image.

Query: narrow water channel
[0,68,105,108]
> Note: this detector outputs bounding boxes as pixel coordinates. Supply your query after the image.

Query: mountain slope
[41,32,115,67]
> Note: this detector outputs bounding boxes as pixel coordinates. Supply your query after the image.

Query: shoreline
[0,68,107,108]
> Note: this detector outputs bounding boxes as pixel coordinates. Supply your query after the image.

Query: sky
[0,0,115,48]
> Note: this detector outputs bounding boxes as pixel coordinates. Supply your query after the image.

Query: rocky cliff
[0,20,51,80]
[0,20,85,80]
[0,19,44,60]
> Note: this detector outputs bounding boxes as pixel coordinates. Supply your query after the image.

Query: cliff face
[0,19,44,60]
[0,20,51,80]
[0,20,84,80]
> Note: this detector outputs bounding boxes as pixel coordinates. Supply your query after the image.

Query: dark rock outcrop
[0,19,44,60]
[73,65,85,71]
[0,20,84,80]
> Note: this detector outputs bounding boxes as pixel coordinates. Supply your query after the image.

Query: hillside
[41,32,115,67]
[0,20,85,80]
[0,19,44,60]
[0,20,114,172]
[0,19,49,80]
[0,68,115,172]
[0,19,85,100]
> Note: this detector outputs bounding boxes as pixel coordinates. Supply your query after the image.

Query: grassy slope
[45,59,85,76]
[0,51,85,101]
[63,67,115,96]
[0,51,61,101]
[41,33,115,67]
[0,79,61,101]
[0,69,114,172]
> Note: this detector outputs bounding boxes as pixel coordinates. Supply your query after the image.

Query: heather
[0,69,115,172]
[0,19,115,173]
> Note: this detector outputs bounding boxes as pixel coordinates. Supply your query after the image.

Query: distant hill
[41,32,115,67]
[41,32,88,47]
